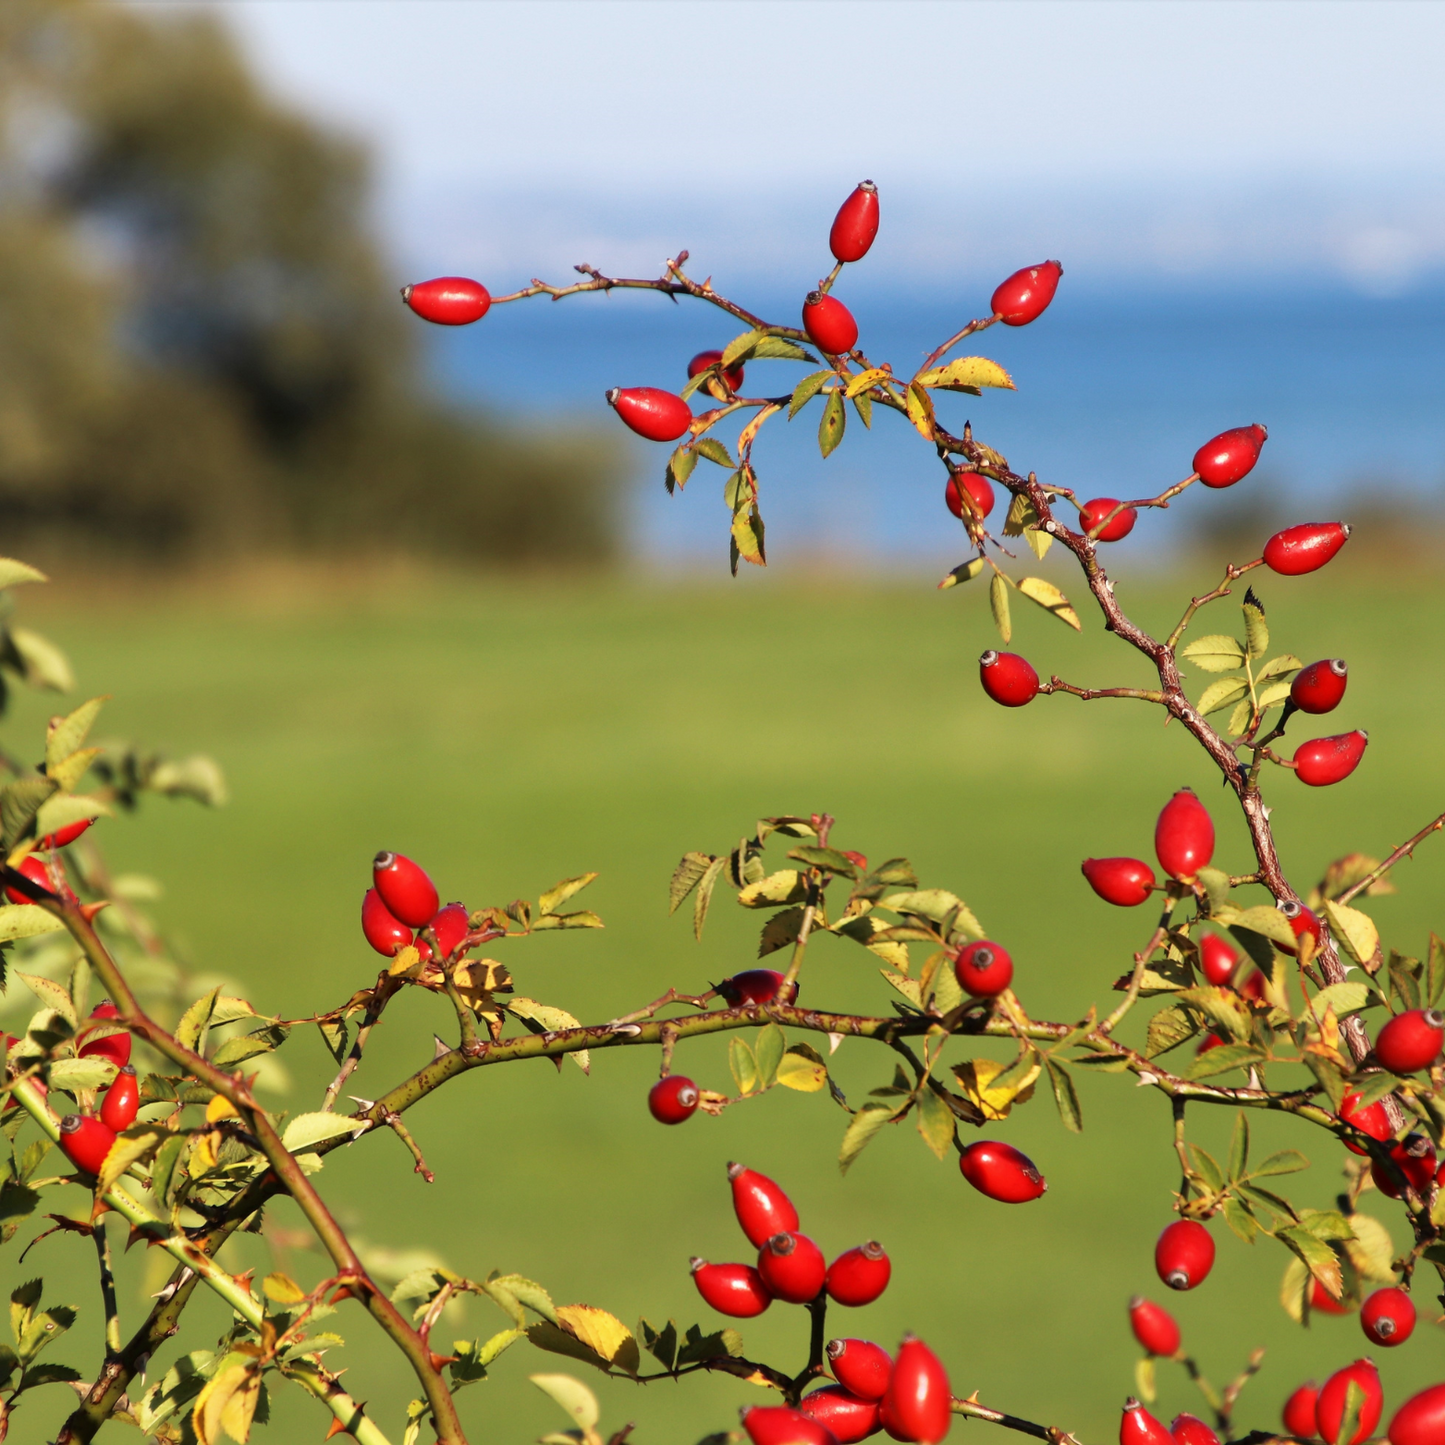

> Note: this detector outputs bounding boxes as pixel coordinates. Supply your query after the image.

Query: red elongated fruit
[718,969,797,1007]
[826,1242,891,1307]
[362,888,413,958]
[801,1386,880,1444]
[1199,933,1241,987]
[728,1162,800,1246]
[878,1392,911,1442]
[1238,969,1267,1001]
[372,852,438,928]
[842,851,869,872]
[1372,1134,1436,1199]
[691,1258,772,1317]
[1193,424,1267,488]
[687,349,746,395]
[803,292,859,355]
[1339,1090,1394,1156]
[1170,1415,1220,1445]
[1317,1359,1382,1445]
[1274,899,1320,957]
[953,941,1013,998]
[959,1140,1046,1203]
[759,1231,827,1303]
[828,1339,894,1401]
[991,260,1063,326]
[1310,1277,1353,1316]
[649,1074,699,1124]
[1291,660,1348,715]
[40,817,94,849]
[1196,1031,1228,1057]
[1155,1220,1214,1290]
[402,276,490,326]
[945,472,995,522]
[885,1336,951,1444]
[427,902,470,960]
[100,1064,139,1133]
[744,1405,839,1445]
[1284,1382,1320,1439]
[979,650,1039,707]
[830,181,880,264]
[1082,857,1157,908]
[1128,1296,1180,1357]
[1080,498,1137,542]
[1155,788,1214,881]
[1121,1399,1173,1445]
[1361,1287,1415,1346]
[606,386,692,443]
[1265,522,1351,576]
[1375,1008,1445,1074]
[1294,731,1368,787]
[1389,1385,1445,1445]
[4,854,56,905]
[79,1001,131,1068]
[59,1113,115,1175]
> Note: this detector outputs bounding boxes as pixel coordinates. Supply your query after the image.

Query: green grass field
[6,551,1445,1445]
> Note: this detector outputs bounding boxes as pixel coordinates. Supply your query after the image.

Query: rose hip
[802,292,859,355]
[691,1259,772,1317]
[649,1075,699,1125]
[959,1140,1046,1203]
[830,181,880,264]
[1192,425,1267,488]
[825,1242,891,1307]
[991,261,1063,326]
[1293,732,1368,787]
[1290,659,1348,715]
[1264,522,1351,576]
[606,386,693,442]
[728,1162,800,1246]
[1081,857,1157,907]
[1155,1220,1214,1290]
[1128,1296,1180,1357]
[946,472,995,522]
[402,276,491,326]
[979,650,1039,707]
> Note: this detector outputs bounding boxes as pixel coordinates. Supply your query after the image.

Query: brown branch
[1338,810,1445,905]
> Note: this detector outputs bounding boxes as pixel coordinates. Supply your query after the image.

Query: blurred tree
[0,0,621,563]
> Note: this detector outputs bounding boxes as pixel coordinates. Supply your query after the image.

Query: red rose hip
[1310,1277,1353,1316]
[828,1338,893,1401]
[743,1405,838,1445]
[1264,522,1351,576]
[372,852,439,928]
[1283,1383,1320,1439]
[1192,424,1267,488]
[362,888,414,958]
[717,969,797,1007]
[1155,1220,1214,1290]
[1128,1296,1180,1357]
[945,472,995,522]
[728,1162,800,1246]
[691,1258,772,1317]
[1198,933,1241,987]
[4,854,56,905]
[802,292,859,355]
[1389,1385,1445,1445]
[1080,498,1137,542]
[884,1336,951,1444]
[1339,1089,1394,1155]
[79,1002,131,1068]
[758,1231,827,1303]
[953,941,1013,998]
[1081,857,1157,908]
[979,650,1039,707]
[1120,1399,1172,1445]
[39,817,94,849]
[1375,1009,1445,1074]
[1291,660,1348,715]
[830,181,880,264]
[1293,732,1368,787]
[687,349,746,395]
[649,1075,700,1124]
[1360,1287,1415,1346]
[801,1387,879,1444]
[1170,1415,1220,1445]
[991,261,1063,326]
[959,1140,1046,1203]
[100,1064,139,1133]
[1317,1359,1382,1445]
[59,1113,116,1176]
[1371,1134,1436,1199]
[606,386,693,443]
[1154,788,1214,881]
[426,902,470,961]
[402,276,491,326]
[1275,899,1321,957]
[826,1242,891,1307]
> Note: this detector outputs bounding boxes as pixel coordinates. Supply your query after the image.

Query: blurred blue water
[427,282,1445,569]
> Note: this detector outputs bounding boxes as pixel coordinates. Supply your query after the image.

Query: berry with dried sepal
[717,969,797,1007]
[1375,1009,1445,1075]
[1283,1383,1320,1439]
[100,1064,139,1133]
[1388,1385,1445,1445]
[39,817,94,849]
[959,1140,1046,1203]
[1291,659,1349,715]
[649,1075,699,1125]
[59,1114,116,1176]
[1275,899,1321,957]
[743,1405,838,1445]
[427,902,470,961]
[991,261,1063,326]
[1339,1090,1394,1156]
[803,292,859,355]
[606,386,693,443]
[1155,1220,1214,1290]
[1199,933,1241,987]
[1192,425,1267,488]
[884,1336,951,1444]
[1154,787,1214,881]
[758,1231,827,1304]
[1294,731,1368,787]
[946,472,995,522]
[728,1163,800,1246]
[1316,1359,1382,1445]
[1128,1296,1180,1357]
[953,941,1013,998]
[1080,498,1137,542]
[362,888,414,958]
[830,181,880,263]
[1170,1415,1220,1445]
[402,276,491,325]
[1371,1135,1436,1200]
[1264,522,1352,576]
[372,851,438,928]
[688,349,746,395]
[828,1339,893,1401]
[691,1259,772,1317]
[78,1002,131,1068]
[1361,1287,1415,1347]
[1120,1399,1173,1445]
[979,650,1039,707]
[826,1243,891,1307]
[1081,857,1157,907]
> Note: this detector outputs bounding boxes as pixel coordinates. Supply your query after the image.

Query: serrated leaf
[98,1125,168,1194]
[669,853,713,914]
[1277,1225,1343,1298]
[788,370,832,419]
[1255,680,1293,712]
[1322,901,1380,967]
[1196,677,1250,717]
[0,559,46,590]
[264,1273,307,1305]
[951,1057,1036,1120]
[1183,1042,1266,1079]
[721,330,763,369]
[736,870,805,908]
[1242,598,1269,659]
[45,698,106,773]
[729,1038,758,1096]
[1180,635,1248,672]
[1015,576,1082,630]
[776,1044,827,1093]
[1228,1111,1250,1180]
[844,368,892,398]
[1348,1070,1401,1108]
[752,335,814,362]
[1223,1196,1259,1243]
[1226,697,1254,737]
[880,889,983,939]
[693,438,734,469]
[15,972,75,1028]
[48,1056,117,1092]
[731,504,766,572]
[1344,1213,1396,1281]
[851,389,872,428]
[1145,1004,1201,1058]
[818,391,845,458]
[1044,1058,1082,1133]
[753,1024,785,1090]
[554,1305,639,1377]
[757,905,805,959]
[176,987,221,1054]
[1257,653,1303,681]
[0,906,63,943]
[839,1103,898,1173]
[914,1088,956,1160]
[1024,525,1053,560]
[1192,1145,1226,1192]
[1310,981,1371,1018]
[1280,1257,1309,1323]
[1175,986,1251,1041]
[538,873,598,916]
[786,845,857,877]
[989,572,1012,642]
[281,1113,355,1153]
[666,445,698,494]
[915,356,1015,390]
[1251,1150,1310,1178]
[693,856,728,942]
[1214,904,1297,949]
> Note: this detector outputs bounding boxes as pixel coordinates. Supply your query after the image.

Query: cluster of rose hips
[2,816,98,907]
[691,1164,954,1444]
[38,1000,140,1176]
[360,850,473,963]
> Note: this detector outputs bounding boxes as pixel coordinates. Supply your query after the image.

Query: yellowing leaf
[1016,576,1082,630]
[553,1305,639,1376]
[844,367,891,398]
[938,558,986,589]
[904,382,935,439]
[530,1373,600,1430]
[1180,635,1248,672]
[263,1272,307,1304]
[737,870,805,908]
[0,558,47,590]
[97,1125,168,1195]
[539,873,598,916]
[731,505,766,570]
[45,697,107,772]
[194,1361,261,1445]
[1323,900,1380,966]
[775,1044,828,1092]
[388,944,424,979]
[951,1056,1037,1120]
[915,356,1016,390]
[990,572,1012,643]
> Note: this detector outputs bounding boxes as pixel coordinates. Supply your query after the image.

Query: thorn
[79,900,110,922]
[610,1023,642,1037]
[1137,1072,1159,1086]
[827,1032,844,1054]
[431,1036,452,1061]
[347,1096,375,1110]
[325,1418,354,1440]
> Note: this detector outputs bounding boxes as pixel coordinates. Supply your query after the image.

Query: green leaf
[729,1038,758,1096]
[1228,1111,1250,1181]
[880,889,983,939]
[721,330,763,369]
[1145,1004,1202,1058]
[1242,596,1269,659]
[98,1124,168,1195]
[693,438,734,469]
[1388,952,1422,1013]
[45,698,106,774]
[0,559,46,591]
[751,335,814,362]
[638,1318,677,1371]
[1196,677,1250,717]
[938,558,986,590]
[737,870,805,908]
[753,1024,785,1089]
[15,972,75,1029]
[1197,867,1232,912]
[1175,986,1251,1041]
[1428,932,1445,1006]
[786,845,857,877]
[669,853,713,914]
[33,794,108,842]
[665,445,697,495]
[757,906,806,959]
[1192,1145,1226,1192]
[1226,697,1253,737]
[851,390,872,428]
[1,777,59,853]
[872,859,918,887]
[1310,981,1372,1018]
[17,1303,76,1363]
[530,1373,599,1431]
[1134,1355,1156,1406]
[1015,577,1082,631]
[1222,1196,1259,1244]
[839,1103,898,1174]
[818,391,845,458]
[1180,635,1248,673]
[282,1113,356,1153]
[175,986,221,1054]
[149,1135,188,1210]
[1276,1225,1342,1298]
[146,754,228,806]
[1256,653,1303,681]
[788,370,832,419]
[914,356,1015,390]
[1255,680,1293,712]
[1334,1382,1367,1445]
[1184,1042,1265,1079]
[990,572,1012,642]
[538,874,598,916]
[914,1088,956,1160]
[693,856,728,942]
[1044,1058,1082,1133]
[1251,1150,1309,1178]
[7,628,73,692]
[1322,901,1380,967]
[211,1023,290,1069]
[47,1057,117,1093]
[0,906,63,944]
[1214,904,1297,949]
[1346,1070,1400,1108]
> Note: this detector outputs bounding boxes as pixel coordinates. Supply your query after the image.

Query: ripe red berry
[991,261,1063,327]
[1195,1031,1228,1058]
[1080,498,1137,542]
[1170,1414,1220,1445]
[1317,1359,1382,1445]
[885,1336,951,1444]
[1155,1220,1214,1291]
[100,1064,139,1133]
[945,472,995,522]
[402,277,491,326]
[1339,1090,1394,1156]
[59,1113,116,1176]
[688,349,746,395]
[1154,788,1214,881]
[758,1231,827,1303]
[1273,899,1320,957]
[979,650,1039,707]
[1310,1277,1353,1316]
[1291,660,1349,715]
[1120,1399,1173,1445]
[1192,425,1267,488]
[878,1392,911,1443]
[1264,522,1352,577]
[1360,1287,1416,1347]
[1376,1009,1445,1074]
[802,292,859,355]
[830,181,880,264]
[648,1075,700,1125]
[826,1242,891,1307]
[744,1405,839,1445]
[728,1162,800,1246]
[953,941,1013,998]
[39,817,94,849]
[605,386,693,443]
[1128,1296,1180,1357]
[362,888,414,958]
[1293,731,1368,787]
[1388,1385,1445,1445]
[79,1002,131,1068]
[426,903,470,961]
[1372,1135,1436,1200]
[1198,933,1241,987]
[801,1386,880,1444]
[959,1140,1046,1203]
[828,1339,893,1401]
[717,969,797,1007]
[372,852,438,928]
[1284,1383,1320,1439]
[690,1258,772,1317]
[1081,857,1157,908]
[4,854,56,906]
